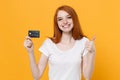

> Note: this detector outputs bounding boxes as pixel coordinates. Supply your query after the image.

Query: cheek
[69,19,73,24]
[57,21,62,27]
[57,22,62,30]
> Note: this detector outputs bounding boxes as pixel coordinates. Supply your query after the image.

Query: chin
[62,29,73,33]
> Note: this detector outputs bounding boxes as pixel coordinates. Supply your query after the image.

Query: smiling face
[57,10,74,33]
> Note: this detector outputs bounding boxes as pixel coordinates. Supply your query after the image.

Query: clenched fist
[24,36,34,53]
[85,35,96,54]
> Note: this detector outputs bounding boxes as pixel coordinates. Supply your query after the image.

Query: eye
[58,19,62,21]
[57,18,62,21]
[67,16,72,19]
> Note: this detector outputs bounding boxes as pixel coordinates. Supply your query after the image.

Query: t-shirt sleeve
[38,38,50,57]
[82,37,90,57]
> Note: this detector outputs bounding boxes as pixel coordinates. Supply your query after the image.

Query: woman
[24,5,96,80]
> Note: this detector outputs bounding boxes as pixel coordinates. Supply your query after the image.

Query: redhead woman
[24,5,96,80]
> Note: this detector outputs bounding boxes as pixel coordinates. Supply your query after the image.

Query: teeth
[62,24,70,28]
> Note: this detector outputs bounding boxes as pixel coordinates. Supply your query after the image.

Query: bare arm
[82,36,96,80]
[83,52,95,80]
[28,52,48,80]
[24,36,48,80]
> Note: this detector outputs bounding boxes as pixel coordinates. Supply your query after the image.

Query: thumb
[91,35,96,41]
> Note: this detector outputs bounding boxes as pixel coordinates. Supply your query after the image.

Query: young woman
[24,5,96,80]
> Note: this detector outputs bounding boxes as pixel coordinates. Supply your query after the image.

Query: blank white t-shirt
[39,37,89,80]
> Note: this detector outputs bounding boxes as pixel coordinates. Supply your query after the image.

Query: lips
[62,24,71,28]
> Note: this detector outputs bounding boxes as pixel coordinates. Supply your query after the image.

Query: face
[57,10,74,33]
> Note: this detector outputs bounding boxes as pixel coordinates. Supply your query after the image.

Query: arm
[83,51,95,80]
[82,36,96,80]
[28,53,48,80]
[24,36,48,80]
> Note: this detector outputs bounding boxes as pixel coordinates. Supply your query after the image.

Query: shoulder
[43,38,51,43]
[76,37,89,46]
[77,37,89,42]
[82,36,90,42]
[42,38,53,45]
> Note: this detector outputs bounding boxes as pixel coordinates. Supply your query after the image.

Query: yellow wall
[0,0,120,80]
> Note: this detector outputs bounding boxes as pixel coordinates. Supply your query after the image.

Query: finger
[25,36,31,39]
[24,41,28,48]
[24,41,32,48]
[91,35,96,41]
[25,36,32,41]
[85,41,89,48]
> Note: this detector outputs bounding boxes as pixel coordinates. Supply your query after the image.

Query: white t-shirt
[39,37,89,80]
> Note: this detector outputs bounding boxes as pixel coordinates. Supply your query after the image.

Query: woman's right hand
[24,36,34,54]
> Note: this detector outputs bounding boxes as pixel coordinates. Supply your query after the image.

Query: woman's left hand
[85,35,96,54]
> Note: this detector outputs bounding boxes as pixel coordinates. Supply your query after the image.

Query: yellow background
[0,0,120,80]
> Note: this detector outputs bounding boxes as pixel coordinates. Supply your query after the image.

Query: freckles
[57,22,62,26]
[58,24,62,28]
[58,22,63,27]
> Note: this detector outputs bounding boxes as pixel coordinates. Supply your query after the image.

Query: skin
[24,10,96,80]
[56,10,75,51]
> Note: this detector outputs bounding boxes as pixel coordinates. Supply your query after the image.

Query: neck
[60,32,74,44]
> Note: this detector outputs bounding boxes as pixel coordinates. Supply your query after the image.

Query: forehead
[57,10,70,17]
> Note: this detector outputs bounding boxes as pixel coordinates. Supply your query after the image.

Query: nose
[63,19,68,24]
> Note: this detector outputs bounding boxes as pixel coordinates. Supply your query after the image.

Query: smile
[62,24,71,28]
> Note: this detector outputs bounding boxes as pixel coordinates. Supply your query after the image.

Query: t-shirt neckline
[48,38,78,53]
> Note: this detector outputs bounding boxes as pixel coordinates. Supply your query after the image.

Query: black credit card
[28,30,40,38]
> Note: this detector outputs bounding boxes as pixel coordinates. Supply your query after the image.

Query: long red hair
[50,5,86,43]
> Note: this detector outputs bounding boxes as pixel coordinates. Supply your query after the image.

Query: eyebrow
[57,14,71,18]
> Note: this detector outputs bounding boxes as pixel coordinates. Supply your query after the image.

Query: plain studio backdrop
[0,0,120,80]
